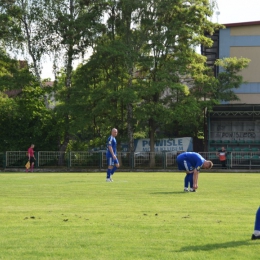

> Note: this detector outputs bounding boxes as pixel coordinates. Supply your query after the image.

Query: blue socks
[254,207,260,231]
[110,166,118,176]
[184,173,193,189]
[106,169,112,179]
[107,166,118,179]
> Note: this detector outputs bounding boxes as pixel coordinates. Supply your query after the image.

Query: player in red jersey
[26,144,36,172]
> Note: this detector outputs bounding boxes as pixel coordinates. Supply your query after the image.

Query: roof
[43,81,54,87]
[224,20,260,28]
[4,89,22,97]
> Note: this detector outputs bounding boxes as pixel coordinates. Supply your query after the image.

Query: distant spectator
[26,144,36,172]
[216,146,227,169]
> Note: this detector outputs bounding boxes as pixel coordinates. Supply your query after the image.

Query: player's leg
[224,160,227,169]
[30,162,34,172]
[29,158,34,172]
[110,158,119,179]
[184,173,189,192]
[252,207,260,240]
[221,160,225,169]
[189,173,196,192]
[106,157,113,182]
[179,159,192,192]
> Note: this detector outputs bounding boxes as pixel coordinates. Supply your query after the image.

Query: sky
[41,0,260,80]
[213,0,260,24]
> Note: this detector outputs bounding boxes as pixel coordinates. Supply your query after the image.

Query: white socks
[254,230,260,236]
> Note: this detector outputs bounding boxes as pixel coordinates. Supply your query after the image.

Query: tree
[42,0,105,159]
[0,0,105,156]
[161,56,251,144]
[72,0,222,163]
[214,57,250,101]
[1,0,248,159]
[126,0,220,165]
[0,0,54,84]
[0,51,59,151]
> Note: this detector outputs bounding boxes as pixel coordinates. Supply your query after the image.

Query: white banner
[134,137,193,153]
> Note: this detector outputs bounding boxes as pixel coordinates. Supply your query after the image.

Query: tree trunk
[58,134,70,166]
[149,118,156,167]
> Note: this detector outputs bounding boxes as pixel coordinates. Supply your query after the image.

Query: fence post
[130,152,134,169]
[2,152,6,168]
[68,151,71,169]
[163,151,166,169]
[99,151,102,170]
[5,151,7,168]
[36,151,39,168]
[230,152,232,168]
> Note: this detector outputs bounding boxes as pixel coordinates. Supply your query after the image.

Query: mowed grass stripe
[0,172,259,260]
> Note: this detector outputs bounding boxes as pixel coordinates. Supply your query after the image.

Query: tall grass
[0,172,259,260]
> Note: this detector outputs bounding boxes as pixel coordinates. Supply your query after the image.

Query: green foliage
[215,57,250,73]
[0,49,33,91]
[69,0,223,150]
[0,0,23,44]
[0,51,59,151]
[213,57,251,101]
[0,89,60,151]
[0,1,250,151]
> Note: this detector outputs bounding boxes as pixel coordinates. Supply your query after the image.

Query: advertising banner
[134,137,193,153]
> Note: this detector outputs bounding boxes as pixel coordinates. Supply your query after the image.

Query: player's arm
[193,169,199,189]
[108,145,116,159]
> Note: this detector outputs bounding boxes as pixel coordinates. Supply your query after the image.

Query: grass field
[0,171,259,260]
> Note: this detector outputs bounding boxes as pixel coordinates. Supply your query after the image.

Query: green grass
[0,172,259,260]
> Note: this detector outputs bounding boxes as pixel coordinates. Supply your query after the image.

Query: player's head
[111,128,118,137]
[31,144,35,148]
[203,160,213,169]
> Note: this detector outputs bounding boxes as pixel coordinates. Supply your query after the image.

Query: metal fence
[200,151,260,169]
[0,152,4,168]
[2,151,260,170]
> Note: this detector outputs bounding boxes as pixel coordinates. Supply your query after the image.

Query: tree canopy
[0,0,250,153]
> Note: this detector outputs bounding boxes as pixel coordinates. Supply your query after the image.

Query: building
[219,20,260,104]
[202,21,260,153]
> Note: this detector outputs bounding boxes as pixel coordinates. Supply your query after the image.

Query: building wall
[230,25,260,36]
[230,94,260,104]
[219,25,260,103]
[230,46,260,82]
[210,120,260,141]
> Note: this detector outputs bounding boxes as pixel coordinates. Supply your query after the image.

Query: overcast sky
[214,0,260,24]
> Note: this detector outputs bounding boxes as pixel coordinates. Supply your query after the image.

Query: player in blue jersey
[106,128,120,182]
[177,152,213,192]
[252,206,260,240]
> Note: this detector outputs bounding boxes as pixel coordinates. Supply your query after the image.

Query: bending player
[176,152,213,192]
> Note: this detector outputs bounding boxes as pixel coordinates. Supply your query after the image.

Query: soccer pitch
[0,172,259,260]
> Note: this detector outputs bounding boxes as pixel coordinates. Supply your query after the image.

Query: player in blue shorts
[177,152,213,192]
[252,206,260,240]
[106,128,120,182]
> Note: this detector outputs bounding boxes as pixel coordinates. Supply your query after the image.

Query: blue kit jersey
[177,152,205,172]
[106,135,117,157]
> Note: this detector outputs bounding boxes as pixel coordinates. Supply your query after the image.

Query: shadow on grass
[151,191,188,195]
[177,240,251,252]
